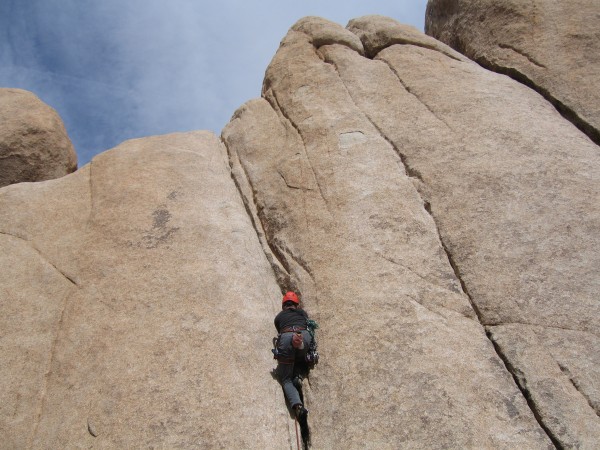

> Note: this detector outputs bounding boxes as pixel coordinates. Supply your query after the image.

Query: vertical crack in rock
[474,54,600,147]
[265,89,334,219]
[224,130,315,445]
[318,48,467,307]
[438,239,486,321]
[262,63,338,450]
[275,239,315,284]
[317,47,426,185]
[366,243,471,317]
[386,89,558,450]
[319,48,468,289]
[220,137,295,293]
[370,115,426,183]
[221,136,301,445]
[557,363,600,418]
[487,329,564,449]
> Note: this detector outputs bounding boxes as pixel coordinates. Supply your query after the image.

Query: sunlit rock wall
[1,11,598,449]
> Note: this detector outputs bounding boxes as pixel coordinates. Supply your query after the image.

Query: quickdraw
[305,319,319,367]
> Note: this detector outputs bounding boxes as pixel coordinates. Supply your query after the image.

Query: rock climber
[273,291,315,421]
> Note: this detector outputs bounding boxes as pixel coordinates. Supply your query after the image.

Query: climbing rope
[294,416,301,450]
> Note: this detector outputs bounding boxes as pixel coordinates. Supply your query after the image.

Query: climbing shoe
[295,404,309,421]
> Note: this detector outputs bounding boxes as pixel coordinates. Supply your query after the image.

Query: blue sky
[1,0,427,166]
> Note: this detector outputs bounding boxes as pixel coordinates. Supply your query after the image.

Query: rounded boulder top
[0,88,77,188]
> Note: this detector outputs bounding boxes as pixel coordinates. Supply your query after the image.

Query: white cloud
[0,0,427,164]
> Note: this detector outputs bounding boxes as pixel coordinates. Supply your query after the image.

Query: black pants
[276,330,311,408]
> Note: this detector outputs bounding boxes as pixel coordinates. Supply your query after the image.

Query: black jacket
[274,307,308,333]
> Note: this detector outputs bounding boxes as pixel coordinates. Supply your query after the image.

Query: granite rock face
[0,132,290,448]
[1,13,599,450]
[346,15,600,449]
[425,0,600,145]
[0,88,77,187]
[224,14,599,449]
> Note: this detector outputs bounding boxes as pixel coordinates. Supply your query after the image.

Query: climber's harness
[280,326,306,333]
[272,320,319,367]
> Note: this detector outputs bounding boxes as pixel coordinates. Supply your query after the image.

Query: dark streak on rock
[142,226,179,249]
[133,203,180,249]
[152,208,171,229]
[167,190,180,200]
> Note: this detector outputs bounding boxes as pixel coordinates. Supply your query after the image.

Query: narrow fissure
[316,46,429,184]
[265,89,333,219]
[319,45,482,317]
[474,55,600,147]
[364,39,463,63]
[0,231,77,447]
[382,59,455,132]
[0,231,78,287]
[359,33,599,146]
[264,89,306,151]
[487,331,562,449]
[439,240,484,320]
[220,136,311,448]
[557,363,600,418]
[241,89,318,450]
[220,137,294,293]
[259,90,318,450]
[497,43,547,68]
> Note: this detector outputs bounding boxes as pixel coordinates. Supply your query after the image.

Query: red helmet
[282,291,299,305]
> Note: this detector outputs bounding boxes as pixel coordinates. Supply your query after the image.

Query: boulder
[425,0,600,145]
[0,132,289,448]
[0,88,77,187]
